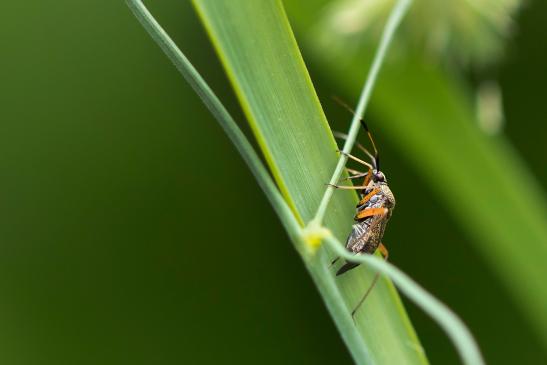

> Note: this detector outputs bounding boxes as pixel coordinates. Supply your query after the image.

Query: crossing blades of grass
[192,0,427,363]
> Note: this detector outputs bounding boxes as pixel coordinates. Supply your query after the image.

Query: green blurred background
[1,1,545,364]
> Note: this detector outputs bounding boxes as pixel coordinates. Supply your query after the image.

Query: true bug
[329,98,395,318]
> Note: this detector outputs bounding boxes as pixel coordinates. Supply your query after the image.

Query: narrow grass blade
[192,0,427,363]
[323,235,485,365]
[313,0,411,225]
[125,0,301,243]
[311,53,547,346]
[127,1,485,363]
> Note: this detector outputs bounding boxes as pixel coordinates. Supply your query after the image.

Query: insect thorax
[379,183,396,209]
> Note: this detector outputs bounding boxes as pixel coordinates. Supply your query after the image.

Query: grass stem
[126,0,302,243]
[127,1,484,364]
[323,235,485,365]
[311,0,412,226]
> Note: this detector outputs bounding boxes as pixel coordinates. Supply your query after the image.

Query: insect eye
[375,172,385,182]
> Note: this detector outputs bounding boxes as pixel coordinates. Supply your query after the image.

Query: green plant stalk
[313,0,411,225]
[322,236,484,365]
[375,65,547,346]
[125,0,302,248]
[127,1,484,363]
[308,48,547,346]
[127,2,381,361]
[191,0,427,363]
[287,0,547,346]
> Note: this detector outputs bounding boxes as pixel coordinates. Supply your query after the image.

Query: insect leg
[341,169,373,191]
[327,183,369,190]
[336,150,374,170]
[351,243,389,319]
[333,131,375,162]
[378,243,389,260]
[332,151,373,186]
[343,174,368,182]
[329,168,375,189]
[346,168,366,176]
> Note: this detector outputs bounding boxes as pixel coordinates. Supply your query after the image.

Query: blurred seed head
[476,81,504,134]
[313,0,522,67]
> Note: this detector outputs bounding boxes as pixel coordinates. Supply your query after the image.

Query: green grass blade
[324,235,485,365]
[192,0,428,363]
[307,52,547,346]
[375,65,547,346]
[313,0,411,225]
[127,1,485,363]
[125,0,301,244]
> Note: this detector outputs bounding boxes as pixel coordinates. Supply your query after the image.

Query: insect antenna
[332,96,380,171]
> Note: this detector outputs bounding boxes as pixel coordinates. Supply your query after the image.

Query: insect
[329,98,396,318]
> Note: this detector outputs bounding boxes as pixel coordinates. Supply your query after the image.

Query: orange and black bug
[329,98,395,318]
